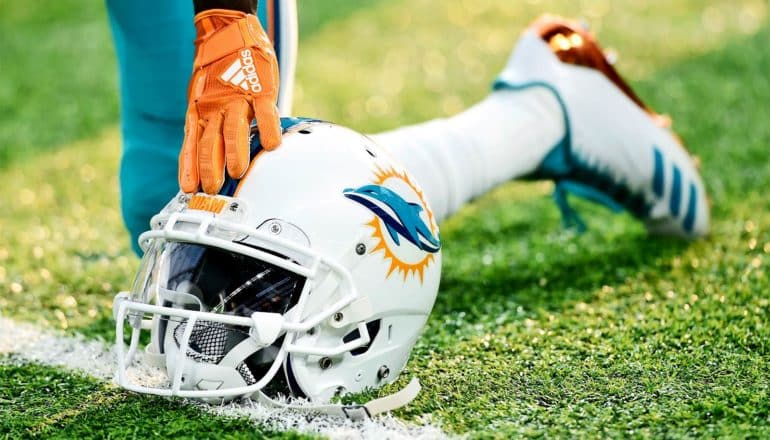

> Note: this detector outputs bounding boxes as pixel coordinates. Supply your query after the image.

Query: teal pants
[106,0,278,254]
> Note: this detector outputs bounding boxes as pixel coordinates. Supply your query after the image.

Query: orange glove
[179,9,281,194]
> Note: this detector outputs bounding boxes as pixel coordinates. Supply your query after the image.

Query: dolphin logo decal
[344,184,441,253]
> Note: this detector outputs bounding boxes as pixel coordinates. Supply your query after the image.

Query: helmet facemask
[155,241,305,400]
[113,208,373,403]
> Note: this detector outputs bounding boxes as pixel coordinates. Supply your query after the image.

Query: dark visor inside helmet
[143,241,306,388]
[162,241,305,317]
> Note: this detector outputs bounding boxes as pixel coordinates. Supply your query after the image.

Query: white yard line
[0,315,451,440]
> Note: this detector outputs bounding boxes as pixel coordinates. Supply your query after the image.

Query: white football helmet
[113,119,442,418]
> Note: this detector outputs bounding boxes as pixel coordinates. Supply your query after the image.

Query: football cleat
[495,15,709,237]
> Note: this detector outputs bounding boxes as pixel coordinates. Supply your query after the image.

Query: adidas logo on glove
[220,49,263,93]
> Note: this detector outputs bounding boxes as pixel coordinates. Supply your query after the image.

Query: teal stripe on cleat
[493,78,652,229]
[683,182,697,233]
[670,165,682,216]
[653,147,665,198]
[553,183,587,232]
[558,180,625,213]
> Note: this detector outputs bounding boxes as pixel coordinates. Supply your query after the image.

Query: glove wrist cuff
[193,13,266,68]
[194,9,248,38]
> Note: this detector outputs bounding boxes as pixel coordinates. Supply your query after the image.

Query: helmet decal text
[187,194,227,213]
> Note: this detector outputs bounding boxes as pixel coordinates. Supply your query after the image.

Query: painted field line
[0,315,450,440]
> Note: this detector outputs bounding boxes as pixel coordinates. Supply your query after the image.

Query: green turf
[0,2,118,168]
[0,363,311,439]
[2,0,770,438]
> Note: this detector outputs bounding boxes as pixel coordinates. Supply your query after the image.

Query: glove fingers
[253,98,281,151]
[223,99,253,179]
[179,107,202,193]
[198,110,226,194]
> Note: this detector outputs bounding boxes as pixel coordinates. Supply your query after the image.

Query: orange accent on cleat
[531,15,677,137]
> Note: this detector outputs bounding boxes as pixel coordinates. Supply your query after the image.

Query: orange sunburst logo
[357,166,440,283]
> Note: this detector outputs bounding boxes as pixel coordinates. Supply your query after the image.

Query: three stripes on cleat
[652,146,697,233]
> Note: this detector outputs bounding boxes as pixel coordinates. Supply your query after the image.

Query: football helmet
[113,119,442,418]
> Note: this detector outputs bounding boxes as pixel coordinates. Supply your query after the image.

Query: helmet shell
[236,121,441,400]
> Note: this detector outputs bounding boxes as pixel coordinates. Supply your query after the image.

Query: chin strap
[254,377,421,421]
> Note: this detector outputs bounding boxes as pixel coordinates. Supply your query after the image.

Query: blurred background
[2,3,770,436]
[1,0,767,166]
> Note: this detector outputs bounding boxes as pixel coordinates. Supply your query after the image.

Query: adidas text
[220,49,263,93]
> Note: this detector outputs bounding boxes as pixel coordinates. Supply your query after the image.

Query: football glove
[179,9,281,194]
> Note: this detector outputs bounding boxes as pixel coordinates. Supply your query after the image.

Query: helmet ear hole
[342,319,381,356]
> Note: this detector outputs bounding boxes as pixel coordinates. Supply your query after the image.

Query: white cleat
[496,16,709,237]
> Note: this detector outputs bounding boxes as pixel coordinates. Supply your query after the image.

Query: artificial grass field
[2,0,770,438]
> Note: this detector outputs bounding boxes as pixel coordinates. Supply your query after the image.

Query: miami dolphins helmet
[112,119,442,418]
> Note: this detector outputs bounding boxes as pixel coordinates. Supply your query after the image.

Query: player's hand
[179,9,281,194]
